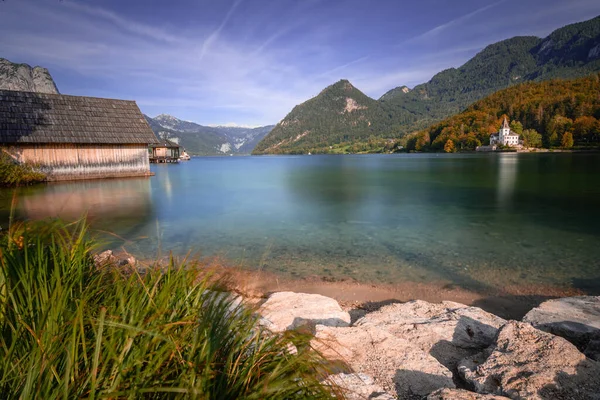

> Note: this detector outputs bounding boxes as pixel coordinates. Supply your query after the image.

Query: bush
[0,220,336,399]
[0,152,46,186]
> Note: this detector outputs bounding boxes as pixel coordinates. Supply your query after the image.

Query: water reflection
[286,156,369,223]
[496,154,518,208]
[153,164,174,202]
[13,178,154,233]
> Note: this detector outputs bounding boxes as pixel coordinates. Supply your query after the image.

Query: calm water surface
[1,153,599,294]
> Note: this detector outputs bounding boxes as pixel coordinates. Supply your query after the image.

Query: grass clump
[0,152,46,187]
[0,220,336,399]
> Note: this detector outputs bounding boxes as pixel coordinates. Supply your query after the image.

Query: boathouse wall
[4,143,151,181]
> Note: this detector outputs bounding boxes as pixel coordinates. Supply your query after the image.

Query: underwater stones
[258,291,351,332]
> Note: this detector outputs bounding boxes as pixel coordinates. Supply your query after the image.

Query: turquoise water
[1,153,599,293]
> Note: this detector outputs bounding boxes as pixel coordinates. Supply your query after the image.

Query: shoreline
[227,270,584,321]
[127,252,584,321]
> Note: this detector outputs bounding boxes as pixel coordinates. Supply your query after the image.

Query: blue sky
[1,0,600,126]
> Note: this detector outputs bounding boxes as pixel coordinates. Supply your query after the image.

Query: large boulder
[325,373,395,400]
[258,292,350,332]
[314,325,455,399]
[458,321,600,399]
[523,296,600,360]
[355,300,506,370]
[427,388,510,399]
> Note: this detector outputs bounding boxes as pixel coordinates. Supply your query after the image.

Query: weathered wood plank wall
[4,144,152,181]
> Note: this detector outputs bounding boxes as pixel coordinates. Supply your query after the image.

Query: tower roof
[502,116,510,130]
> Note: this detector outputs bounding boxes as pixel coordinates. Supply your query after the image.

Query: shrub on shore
[0,152,46,186]
[0,220,336,399]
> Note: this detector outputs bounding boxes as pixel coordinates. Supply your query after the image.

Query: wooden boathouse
[149,139,181,163]
[0,89,159,181]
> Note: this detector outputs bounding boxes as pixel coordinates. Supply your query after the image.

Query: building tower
[500,116,510,143]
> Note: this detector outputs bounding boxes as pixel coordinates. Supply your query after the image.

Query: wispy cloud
[406,0,508,44]
[63,1,181,43]
[199,0,244,61]
[1,0,598,125]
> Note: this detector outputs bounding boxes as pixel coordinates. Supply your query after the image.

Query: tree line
[405,73,600,152]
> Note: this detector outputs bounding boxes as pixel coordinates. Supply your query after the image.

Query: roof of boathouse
[149,138,181,149]
[0,89,159,145]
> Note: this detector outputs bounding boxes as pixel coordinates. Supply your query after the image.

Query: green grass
[0,152,46,187]
[0,220,337,399]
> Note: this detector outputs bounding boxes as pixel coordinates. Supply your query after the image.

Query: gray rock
[0,58,59,94]
[325,373,395,400]
[585,339,600,361]
[93,250,117,266]
[458,321,600,399]
[356,300,506,371]
[258,292,350,332]
[314,325,455,399]
[93,250,137,269]
[427,388,510,399]
[523,296,600,360]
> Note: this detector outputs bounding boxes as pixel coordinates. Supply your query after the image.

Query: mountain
[0,58,59,94]
[380,15,600,125]
[145,114,274,155]
[252,80,396,154]
[254,15,600,154]
[407,73,600,151]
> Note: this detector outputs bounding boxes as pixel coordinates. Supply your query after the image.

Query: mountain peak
[253,79,382,154]
[0,57,59,94]
[155,113,179,121]
[329,79,356,91]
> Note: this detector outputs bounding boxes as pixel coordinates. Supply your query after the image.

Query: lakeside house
[0,89,159,181]
[490,117,520,147]
[149,139,181,163]
[477,117,521,151]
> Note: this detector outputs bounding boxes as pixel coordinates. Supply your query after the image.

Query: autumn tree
[521,129,542,148]
[509,120,523,134]
[561,131,574,149]
[573,116,600,144]
[444,139,455,153]
[415,131,430,151]
[546,115,573,147]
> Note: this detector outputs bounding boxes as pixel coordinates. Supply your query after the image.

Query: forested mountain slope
[255,15,600,154]
[407,74,600,151]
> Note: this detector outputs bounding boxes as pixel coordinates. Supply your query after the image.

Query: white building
[490,117,520,146]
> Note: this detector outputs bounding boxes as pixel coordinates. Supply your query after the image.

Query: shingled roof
[0,90,159,144]
[149,139,181,149]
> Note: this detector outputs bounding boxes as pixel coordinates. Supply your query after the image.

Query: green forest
[405,73,600,152]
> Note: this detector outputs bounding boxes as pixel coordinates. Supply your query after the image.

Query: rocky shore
[94,250,600,399]
[258,292,600,400]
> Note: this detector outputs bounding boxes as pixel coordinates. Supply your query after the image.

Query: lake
[1,153,599,294]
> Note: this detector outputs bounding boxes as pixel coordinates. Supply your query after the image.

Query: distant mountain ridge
[145,114,274,155]
[254,15,600,154]
[0,58,59,94]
